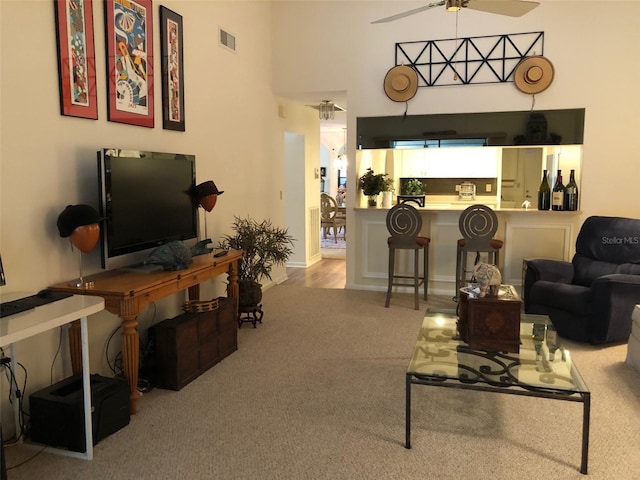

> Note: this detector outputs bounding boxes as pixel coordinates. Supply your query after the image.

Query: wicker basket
[182,298,220,313]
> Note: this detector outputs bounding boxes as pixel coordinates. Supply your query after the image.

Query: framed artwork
[104,0,154,127]
[54,0,98,119]
[160,6,185,131]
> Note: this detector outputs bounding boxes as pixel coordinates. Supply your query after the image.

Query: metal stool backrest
[386,203,423,249]
[458,204,498,251]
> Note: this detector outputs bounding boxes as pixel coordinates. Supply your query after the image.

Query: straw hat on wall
[384,65,419,102]
[513,56,555,94]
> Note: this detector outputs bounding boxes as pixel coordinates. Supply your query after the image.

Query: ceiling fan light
[318,100,335,121]
[446,0,462,12]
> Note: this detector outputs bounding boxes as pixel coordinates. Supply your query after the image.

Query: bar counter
[347,203,581,297]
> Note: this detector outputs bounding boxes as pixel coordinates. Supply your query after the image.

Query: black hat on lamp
[194,180,224,241]
[57,204,102,287]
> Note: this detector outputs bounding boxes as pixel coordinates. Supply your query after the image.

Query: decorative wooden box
[458,285,522,353]
[153,297,237,390]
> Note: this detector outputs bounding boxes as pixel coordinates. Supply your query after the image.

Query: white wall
[0,0,320,434]
[272,0,640,287]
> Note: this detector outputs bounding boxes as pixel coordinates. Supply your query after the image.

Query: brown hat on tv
[195,180,224,201]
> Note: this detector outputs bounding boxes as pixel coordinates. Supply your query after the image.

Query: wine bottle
[551,169,565,211]
[537,169,551,210]
[565,169,579,211]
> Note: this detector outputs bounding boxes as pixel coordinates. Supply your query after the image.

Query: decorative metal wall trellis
[395,31,544,87]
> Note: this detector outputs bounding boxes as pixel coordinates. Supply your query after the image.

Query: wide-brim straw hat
[513,56,555,95]
[384,65,419,102]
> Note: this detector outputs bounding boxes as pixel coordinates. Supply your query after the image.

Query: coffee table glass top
[407,311,589,394]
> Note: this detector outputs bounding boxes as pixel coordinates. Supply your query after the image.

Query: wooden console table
[49,249,243,414]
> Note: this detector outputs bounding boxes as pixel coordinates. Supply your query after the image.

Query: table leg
[68,320,82,374]
[120,314,140,415]
[581,392,591,474]
[79,316,94,459]
[405,374,412,449]
[227,259,240,311]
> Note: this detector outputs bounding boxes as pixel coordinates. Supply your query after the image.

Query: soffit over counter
[357,109,585,149]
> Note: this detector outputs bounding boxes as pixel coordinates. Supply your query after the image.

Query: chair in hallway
[385,203,430,310]
[454,204,503,300]
[321,193,346,243]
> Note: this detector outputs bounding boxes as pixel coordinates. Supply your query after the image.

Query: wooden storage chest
[458,285,522,353]
[153,297,237,390]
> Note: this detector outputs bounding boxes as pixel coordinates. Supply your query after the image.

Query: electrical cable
[1,361,29,443]
[6,445,47,470]
[105,325,122,375]
[50,326,64,384]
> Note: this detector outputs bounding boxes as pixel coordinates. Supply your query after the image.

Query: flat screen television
[97,148,198,270]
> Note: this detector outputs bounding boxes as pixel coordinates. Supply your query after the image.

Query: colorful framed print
[104,0,154,127]
[160,6,185,131]
[54,0,98,119]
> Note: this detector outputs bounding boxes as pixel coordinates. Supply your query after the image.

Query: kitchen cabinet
[385,147,500,179]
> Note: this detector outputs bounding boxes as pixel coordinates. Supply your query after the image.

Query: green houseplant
[404,178,425,195]
[359,168,388,207]
[218,216,295,307]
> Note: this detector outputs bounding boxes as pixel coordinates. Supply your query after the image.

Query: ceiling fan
[371,0,540,24]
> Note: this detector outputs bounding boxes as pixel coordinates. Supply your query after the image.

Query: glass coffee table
[405,311,591,474]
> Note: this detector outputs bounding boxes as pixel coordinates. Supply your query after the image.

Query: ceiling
[283,92,348,158]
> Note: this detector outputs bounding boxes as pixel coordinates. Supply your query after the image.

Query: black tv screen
[98,148,198,269]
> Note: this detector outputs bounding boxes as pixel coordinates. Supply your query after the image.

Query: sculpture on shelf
[57,204,103,287]
[147,240,213,271]
[472,262,502,297]
[194,180,224,241]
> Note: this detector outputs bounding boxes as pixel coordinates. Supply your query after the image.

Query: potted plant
[381,176,395,207]
[398,178,426,207]
[218,216,295,308]
[404,178,424,195]
[359,168,388,207]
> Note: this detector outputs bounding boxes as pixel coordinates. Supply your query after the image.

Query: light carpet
[320,232,345,259]
[5,286,640,480]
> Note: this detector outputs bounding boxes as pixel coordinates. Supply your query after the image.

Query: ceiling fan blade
[371,1,445,24]
[466,0,540,17]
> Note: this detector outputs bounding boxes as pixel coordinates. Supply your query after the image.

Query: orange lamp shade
[199,194,218,212]
[69,223,100,254]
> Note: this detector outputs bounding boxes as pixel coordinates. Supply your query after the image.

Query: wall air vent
[219,27,236,53]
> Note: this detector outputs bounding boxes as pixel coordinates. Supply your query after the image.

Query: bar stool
[385,203,430,310]
[454,204,503,300]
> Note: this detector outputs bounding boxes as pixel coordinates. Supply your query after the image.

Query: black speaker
[30,374,130,452]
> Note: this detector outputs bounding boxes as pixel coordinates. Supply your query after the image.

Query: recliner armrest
[526,259,574,283]
[523,259,574,311]
[589,274,640,343]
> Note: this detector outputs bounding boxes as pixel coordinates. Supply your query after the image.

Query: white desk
[0,295,104,460]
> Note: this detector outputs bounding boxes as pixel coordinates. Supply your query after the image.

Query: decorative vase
[368,195,378,207]
[382,191,393,208]
[238,280,263,308]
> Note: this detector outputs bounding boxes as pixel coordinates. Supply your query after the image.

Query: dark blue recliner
[524,216,640,344]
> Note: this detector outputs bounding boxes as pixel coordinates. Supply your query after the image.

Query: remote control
[213,250,228,257]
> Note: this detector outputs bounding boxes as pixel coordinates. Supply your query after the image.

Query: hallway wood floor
[285,258,346,289]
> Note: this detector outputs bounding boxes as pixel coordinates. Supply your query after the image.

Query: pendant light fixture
[318,100,335,121]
